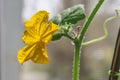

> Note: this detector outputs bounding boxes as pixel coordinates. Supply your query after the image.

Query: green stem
[72,40,81,80]
[72,0,104,80]
[79,0,104,42]
[63,33,74,41]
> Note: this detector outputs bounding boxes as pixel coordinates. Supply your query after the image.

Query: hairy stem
[79,0,104,42]
[72,40,81,80]
[72,0,104,80]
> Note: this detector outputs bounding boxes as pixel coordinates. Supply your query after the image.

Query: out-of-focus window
[22,0,63,20]
[1,0,23,80]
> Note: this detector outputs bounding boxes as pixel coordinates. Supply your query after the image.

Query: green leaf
[50,4,86,25]
[51,23,72,41]
[51,32,63,41]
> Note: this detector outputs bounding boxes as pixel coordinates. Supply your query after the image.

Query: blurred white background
[0,0,120,80]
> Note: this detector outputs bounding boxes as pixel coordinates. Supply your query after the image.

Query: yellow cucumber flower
[17,10,59,64]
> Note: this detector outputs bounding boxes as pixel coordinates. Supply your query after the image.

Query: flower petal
[31,44,49,64]
[17,44,37,64]
[23,10,49,44]
[22,30,39,44]
[24,20,36,36]
[30,10,49,35]
[42,22,59,44]
[17,10,56,65]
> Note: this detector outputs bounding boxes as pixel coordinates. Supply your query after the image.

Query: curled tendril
[82,10,120,46]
